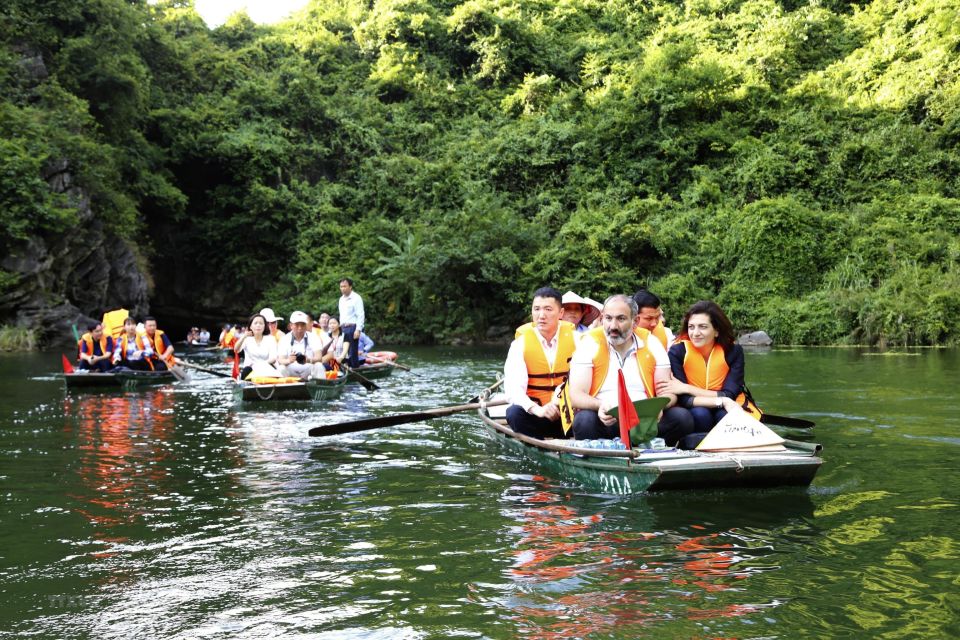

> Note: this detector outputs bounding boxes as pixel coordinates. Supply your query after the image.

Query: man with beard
[566,294,694,446]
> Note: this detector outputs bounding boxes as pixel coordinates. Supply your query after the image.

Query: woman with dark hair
[656,300,749,435]
[234,313,279,380]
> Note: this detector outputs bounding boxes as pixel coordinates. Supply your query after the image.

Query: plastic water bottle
[649,437,666,450]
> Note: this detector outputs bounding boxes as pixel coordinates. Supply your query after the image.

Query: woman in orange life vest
[112,317,155,371]
[656,300,748,435]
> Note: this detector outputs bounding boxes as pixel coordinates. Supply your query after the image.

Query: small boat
[477,406,823,493]
[234,375,348,403]
[347,361,395,381]
[64,369,178,392]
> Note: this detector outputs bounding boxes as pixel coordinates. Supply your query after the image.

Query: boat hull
[348,362,394,381]
[234,377,347,403]
[64,370,178,391]
[479,411,822,493]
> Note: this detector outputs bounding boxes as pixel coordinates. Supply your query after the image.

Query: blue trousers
[341,324,360,368]
[506,404,567,439]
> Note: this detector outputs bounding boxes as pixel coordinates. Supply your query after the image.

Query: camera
[295,353,306,365]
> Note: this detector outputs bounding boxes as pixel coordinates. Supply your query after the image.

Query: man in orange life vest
[632,288,675,351]
[503,287,577,439]
[566,294,694,446]
[77,323,115,372]
[143,316,175,371]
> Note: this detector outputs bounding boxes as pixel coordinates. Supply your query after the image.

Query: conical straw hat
[696,412,786,451]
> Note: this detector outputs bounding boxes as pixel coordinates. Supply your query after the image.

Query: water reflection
[65,390,176,549]
[492,482,818,637]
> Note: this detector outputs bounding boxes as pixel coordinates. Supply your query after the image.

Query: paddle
[308,398,508,437]
[168,361,190,382]
[742,385,815,429]
[173,357,233,379]
[363,355,413,372]
[761,413,816,429]
[341,363,379,391]
[468,377,504,404]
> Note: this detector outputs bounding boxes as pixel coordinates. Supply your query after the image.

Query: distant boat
[64,369,178,392]
[477,404,823,493]
[233,374,348,403]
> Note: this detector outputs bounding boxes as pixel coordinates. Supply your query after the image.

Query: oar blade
[761,413,815,429]
[309,411,437,437]
[343,365,379,391]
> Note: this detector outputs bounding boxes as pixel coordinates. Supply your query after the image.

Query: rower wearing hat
[561,291,602,334]
[259,307,286,344]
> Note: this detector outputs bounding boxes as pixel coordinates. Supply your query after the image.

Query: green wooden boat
[234,374,348,403]
[64,369,178,392]
[347,361,394,381]
[478,407,823,493]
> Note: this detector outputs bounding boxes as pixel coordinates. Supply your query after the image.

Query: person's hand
[722,397,745,413]
[534,403,560,421]
[662,393,678,409]
[246,329,253,337]
[353,329,360,340]
[656,378,685,397]
[597,401,616,426]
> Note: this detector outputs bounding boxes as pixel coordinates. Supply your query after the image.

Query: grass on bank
[0,326,37,351]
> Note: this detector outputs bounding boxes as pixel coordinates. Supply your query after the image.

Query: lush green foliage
[2,0,959,344]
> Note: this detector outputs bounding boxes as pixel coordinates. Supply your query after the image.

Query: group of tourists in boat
[77,315,176,373]
[503,286,761,451]
[219,278,377,382]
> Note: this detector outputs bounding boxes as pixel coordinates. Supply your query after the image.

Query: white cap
[259,307,282,323]
[289,310,309,324]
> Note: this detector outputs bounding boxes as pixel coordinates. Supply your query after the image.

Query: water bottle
[649,437,666,450]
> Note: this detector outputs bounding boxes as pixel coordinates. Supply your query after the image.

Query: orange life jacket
[679,339,761,419]
[147,329,173,364]
[650,321,670,351]
[117,333,155,370]
[516,321,577,406]
[220,329,236,348]
[586,327,657,398]
[77,333,110,360]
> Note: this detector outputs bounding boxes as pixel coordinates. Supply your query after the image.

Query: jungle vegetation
[2,0,959,345]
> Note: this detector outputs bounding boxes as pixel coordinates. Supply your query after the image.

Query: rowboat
[347,361,394,381]
[64,369,178,392]
[233,375,348,403]
[477,406,823,493]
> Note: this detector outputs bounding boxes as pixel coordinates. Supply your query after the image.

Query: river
[1,347,957,638]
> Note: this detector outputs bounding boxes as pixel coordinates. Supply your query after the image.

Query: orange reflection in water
[64,390,176,555]
[500,488,763,638]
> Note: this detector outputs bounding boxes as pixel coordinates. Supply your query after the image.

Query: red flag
[617,369,639,446]
[61,354,75,374]
[232,351,240,380]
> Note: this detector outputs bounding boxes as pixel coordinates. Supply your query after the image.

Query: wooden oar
[168,362,190,382]
[308,398,508,437]
[741,385,814,429]
[174,357,233,379]
[761,413,815,429]
[363,355,412,372]
[468,377,504,404]
[341,363,379,391]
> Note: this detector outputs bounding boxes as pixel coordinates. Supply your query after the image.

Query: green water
[1,347,957,638]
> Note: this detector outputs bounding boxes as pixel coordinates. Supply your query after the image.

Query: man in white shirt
[567,294,694,446]
[338,278,365,368]
[503,287,577,439]
[277,310,322,379]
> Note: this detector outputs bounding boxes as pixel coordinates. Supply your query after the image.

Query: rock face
[0,48,151,346]
[0,167,150,345]
[737,330,773,346]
